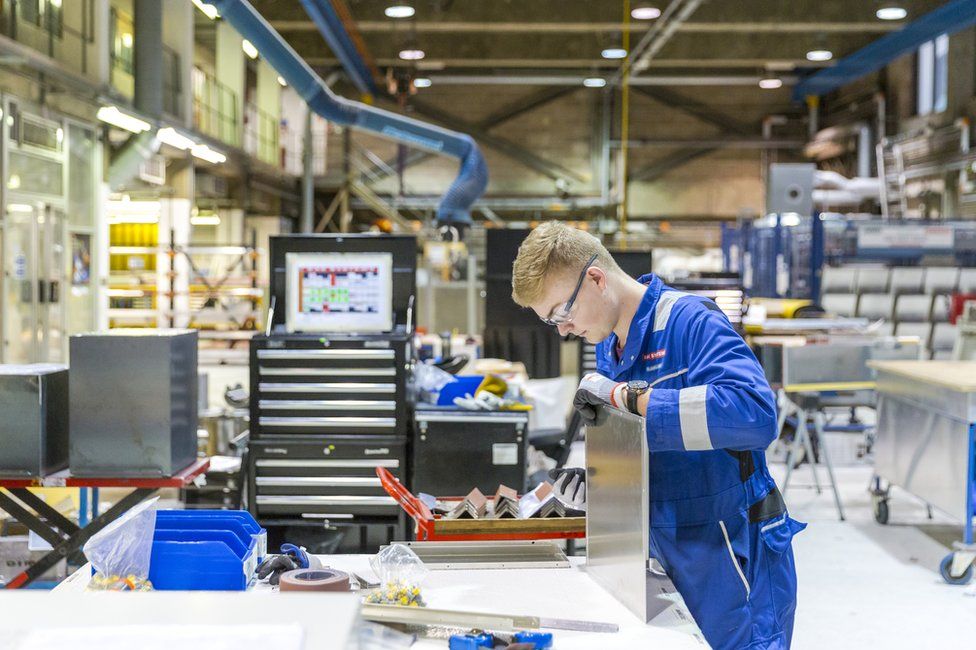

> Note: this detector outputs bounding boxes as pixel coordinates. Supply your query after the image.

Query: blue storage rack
[150,528,256,591]
[144,510,264,591]
[156,509,267,562]
[727,217,976,300]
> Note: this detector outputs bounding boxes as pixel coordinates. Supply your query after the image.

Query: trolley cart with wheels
[868,360,976,585]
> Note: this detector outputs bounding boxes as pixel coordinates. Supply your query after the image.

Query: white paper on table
[4,624,304,650]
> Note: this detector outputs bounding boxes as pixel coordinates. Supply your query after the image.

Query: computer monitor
[285,251,393,333]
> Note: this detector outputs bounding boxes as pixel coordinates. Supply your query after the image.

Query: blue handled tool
[448,633,493,650]
[280,543,310,569]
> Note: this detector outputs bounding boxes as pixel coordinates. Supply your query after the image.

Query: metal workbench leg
[814,411,845,521]
[0,491,67,549]
[3,488,157,589]
[783,408,800,493]
[776,389,790,438]
[799,412,823,495]
[7,489,81,537]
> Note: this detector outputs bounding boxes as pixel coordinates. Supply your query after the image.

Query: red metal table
[0,458,209,589]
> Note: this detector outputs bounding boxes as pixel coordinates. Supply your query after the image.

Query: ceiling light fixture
[583,77,607,88]
[191,214,222,226]
[806,49,833,62]
[242,39,259,60]
[414,77,432,88]
[759,78,783,89]
[277,75,287,87]
[192,0,219,20]
[156,127,195,150]
[191,144,227,164]
[601,48,628,60]
[398,48,425,61]
[876,6,907,20]
[631,6,661,20]
[384,3,415,18]
[97,106,151,134]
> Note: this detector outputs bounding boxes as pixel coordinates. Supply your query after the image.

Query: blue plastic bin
[150,529,256,591]
[156,510,268,562]
[436,375,483,406]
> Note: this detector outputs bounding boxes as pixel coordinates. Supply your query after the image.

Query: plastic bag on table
[363,543,428,607]
[83,496,159,591]
[414,361,457,392]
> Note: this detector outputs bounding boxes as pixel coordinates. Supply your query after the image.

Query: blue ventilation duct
[208,0,487,226]
[794,0,976,100]
[298,0,376,96]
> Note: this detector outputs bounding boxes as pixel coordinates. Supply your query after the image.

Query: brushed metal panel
[585,407,652,622]
[874,393,971,520]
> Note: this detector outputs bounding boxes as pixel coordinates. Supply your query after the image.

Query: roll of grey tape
[279,568,351,592]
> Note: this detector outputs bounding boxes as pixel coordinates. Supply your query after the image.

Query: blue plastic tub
[156,510,267,561]
[149,529,256,591]
[435,375,483,406]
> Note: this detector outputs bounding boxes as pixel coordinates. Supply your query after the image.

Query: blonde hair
[511,221,621,307]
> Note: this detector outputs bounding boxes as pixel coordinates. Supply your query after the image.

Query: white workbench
[45,554,705,649]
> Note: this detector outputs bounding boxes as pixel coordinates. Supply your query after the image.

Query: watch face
[628,380,650,392]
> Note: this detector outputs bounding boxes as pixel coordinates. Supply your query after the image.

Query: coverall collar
[601,273,662,374]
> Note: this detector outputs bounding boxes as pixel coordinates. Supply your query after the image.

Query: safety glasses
[540,253,598,326]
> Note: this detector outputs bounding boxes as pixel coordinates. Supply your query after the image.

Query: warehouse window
[917,33,949,116]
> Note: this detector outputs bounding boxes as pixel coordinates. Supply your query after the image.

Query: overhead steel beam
[362,86,577,184]
[794,0,976,99]
[420,75,798,87]
[627,85,758,180]
[624,0,707,78]
[630,86,754,136]
[612,138,803,149]
[363,87,583,185]
[275,21,898,34]
[307,57,831,70]
[409,100,587,184]
[630,148,717,182]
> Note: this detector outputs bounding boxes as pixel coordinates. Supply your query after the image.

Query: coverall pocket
[759,515,806,639]
[759,515,806,555]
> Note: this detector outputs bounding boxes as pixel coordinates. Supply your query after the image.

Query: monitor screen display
[285,252,393,333]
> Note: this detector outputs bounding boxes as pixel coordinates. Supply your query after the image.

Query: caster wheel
[939,553,974,585]
[872,498,889,525]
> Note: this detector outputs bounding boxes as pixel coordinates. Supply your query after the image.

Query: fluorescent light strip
[97,106,151,134]
[242,39,258,60]
[192,0,218,19]
[191,144,226,164]
[156,127,195,150]
[191,215,221,226]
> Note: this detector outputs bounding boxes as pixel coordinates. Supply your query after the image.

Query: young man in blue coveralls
[511,222,805,650]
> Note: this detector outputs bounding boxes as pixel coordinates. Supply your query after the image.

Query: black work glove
[256,554,300,585]
[573,389,608,426]
[548,467,586,511]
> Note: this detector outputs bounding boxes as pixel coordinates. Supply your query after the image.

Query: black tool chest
[247,333,411,525]
[246,234,419,547]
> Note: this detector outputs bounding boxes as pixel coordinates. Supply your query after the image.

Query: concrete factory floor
[780,461,976,649]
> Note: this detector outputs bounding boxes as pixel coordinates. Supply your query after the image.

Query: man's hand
[573,373,625,425]
[549,467,586,511]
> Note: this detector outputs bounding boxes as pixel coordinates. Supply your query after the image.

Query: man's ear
[589,266,607,289]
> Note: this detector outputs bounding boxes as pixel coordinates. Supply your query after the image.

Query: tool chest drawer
[247,437,406,518]
[250,334,411,438]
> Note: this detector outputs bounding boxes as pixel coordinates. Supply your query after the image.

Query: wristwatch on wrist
[626,380,650,415]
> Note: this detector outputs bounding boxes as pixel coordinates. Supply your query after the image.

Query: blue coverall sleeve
[645,304,777,453]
